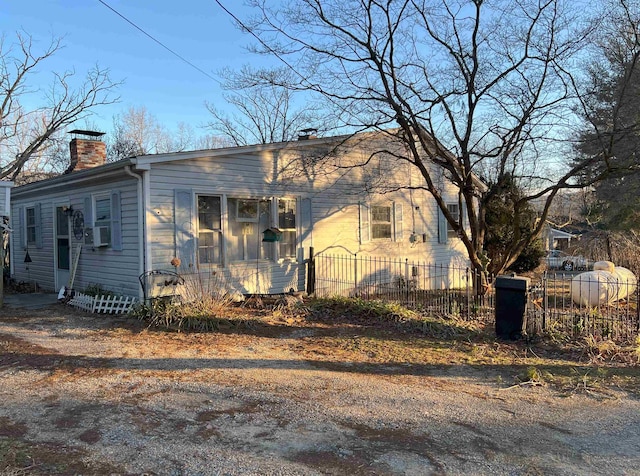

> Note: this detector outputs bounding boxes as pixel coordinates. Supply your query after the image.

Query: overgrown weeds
[132,271,247,331]
[82,283,118,298]
[306,297,482,339]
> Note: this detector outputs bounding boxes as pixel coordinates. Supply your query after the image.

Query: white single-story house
[8,130,470,299]
[548,226,579,251]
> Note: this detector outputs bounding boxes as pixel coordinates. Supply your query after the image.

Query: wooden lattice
[69,292,137,315]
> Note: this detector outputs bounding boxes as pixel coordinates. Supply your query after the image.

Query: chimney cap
[68,130,105,140]
[298,127,318,140]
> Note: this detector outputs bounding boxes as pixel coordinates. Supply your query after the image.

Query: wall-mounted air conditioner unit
[92,226,110,247]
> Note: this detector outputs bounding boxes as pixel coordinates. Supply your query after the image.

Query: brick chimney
[66,130,106,173]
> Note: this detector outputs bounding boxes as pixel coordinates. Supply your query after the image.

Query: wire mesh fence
[313,254,640,341]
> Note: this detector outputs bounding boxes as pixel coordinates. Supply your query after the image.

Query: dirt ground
[1,302,640,475]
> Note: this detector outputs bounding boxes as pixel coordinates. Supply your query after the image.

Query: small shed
[548,227,579,251]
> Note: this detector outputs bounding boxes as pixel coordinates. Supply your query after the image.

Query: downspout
[124,165,146,299]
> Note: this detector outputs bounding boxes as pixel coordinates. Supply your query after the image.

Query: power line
[212,0,308,85]
[97,0,219,84]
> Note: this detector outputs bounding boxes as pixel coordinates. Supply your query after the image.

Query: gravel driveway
[1,305,639,475]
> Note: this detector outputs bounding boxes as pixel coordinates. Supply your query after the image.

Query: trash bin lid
[495,275,530,291]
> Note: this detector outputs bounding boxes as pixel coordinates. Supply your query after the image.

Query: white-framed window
[371,204,392,240]
[197,195,222,265]
[235,198,260,222]
[85,191,122,250]
[227,197,273,261]
[190,195,300,265]
[94,194,112,245]
[446,203,460,239]
[278,199,297,259]
[359,201,403,243]
[22,203,42,249]
[25,207,36,245]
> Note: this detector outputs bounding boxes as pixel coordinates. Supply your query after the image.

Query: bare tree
[575,0,640,230]
[205,65,323,146]
[0,31,119,181]
[107,106,166,161]
[108,106,216,161]
[236,0,633,285]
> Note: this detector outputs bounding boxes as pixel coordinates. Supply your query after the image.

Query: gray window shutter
[393,202,403,242]
[19,206,26,249]
[84,196,94,245]
[34,203,43,249]
[110,190,123,251]
[299,197,313,261]
[438,207,448,244]
[84,197,93,227]
[359,202,370,244]
[175,189,194,269]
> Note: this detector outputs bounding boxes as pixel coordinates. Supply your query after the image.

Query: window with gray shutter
[359,202,370,243]
[175,189,195,269]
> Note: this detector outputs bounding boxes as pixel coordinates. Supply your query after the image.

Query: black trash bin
[495,274,530,340]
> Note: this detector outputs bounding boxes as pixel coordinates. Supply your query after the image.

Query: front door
[55,205,71,289]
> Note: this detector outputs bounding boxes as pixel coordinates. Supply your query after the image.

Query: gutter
[124,165,146,300]
[11,160,133,198]
[129,159,153,294]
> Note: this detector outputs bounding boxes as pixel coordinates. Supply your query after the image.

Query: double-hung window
[25,207,36,245]
[447,203,460,239]
[359,201,403,243]
[197,195,222,264]
[94,195,112,245]
[84,191,122,250]
[371,205,392,240]
[278,199,297,259]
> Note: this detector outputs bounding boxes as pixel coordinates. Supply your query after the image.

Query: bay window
[195,195,299,264]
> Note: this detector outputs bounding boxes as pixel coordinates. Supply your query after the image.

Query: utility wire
[212,0,308,85]
[97,0,219,83]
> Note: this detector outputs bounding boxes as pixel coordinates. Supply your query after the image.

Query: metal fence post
[306,246,315,296]
[637,281,640,333]
[353,253,358,298]
[405,259,410,306]
[465,267,470,320]
[542,270,548,331]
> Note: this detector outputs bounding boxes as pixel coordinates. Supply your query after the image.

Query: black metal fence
[313,254,640,341]
[532,271,639,340]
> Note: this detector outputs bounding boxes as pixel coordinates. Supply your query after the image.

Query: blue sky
[1,0,270,135]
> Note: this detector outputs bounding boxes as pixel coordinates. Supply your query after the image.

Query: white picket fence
[68,292,137,315]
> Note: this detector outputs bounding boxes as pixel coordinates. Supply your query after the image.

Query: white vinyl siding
[10,178,140,296]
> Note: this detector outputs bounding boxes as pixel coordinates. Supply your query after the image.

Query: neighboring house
[9,130,470,299]
[547,226,579,251]
[1,180,12,273]
[0,181,11,219]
